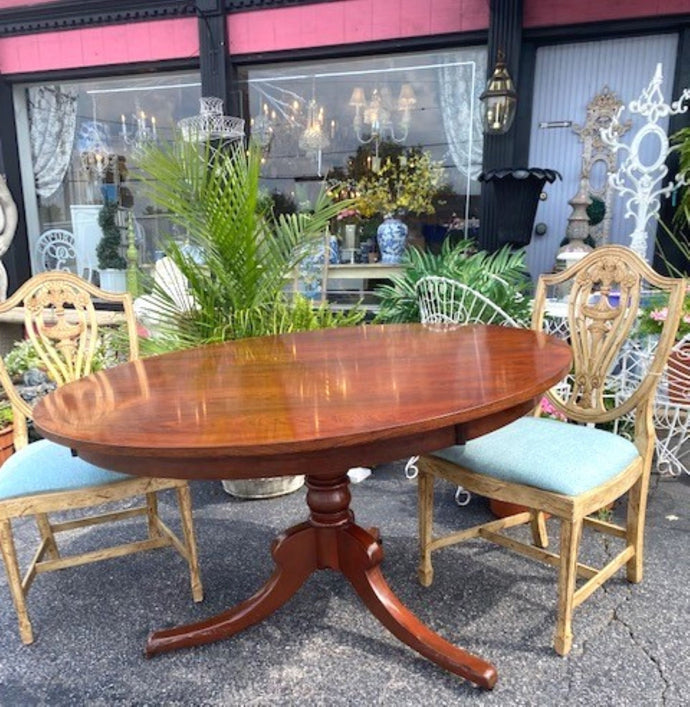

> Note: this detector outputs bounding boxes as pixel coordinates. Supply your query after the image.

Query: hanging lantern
[479,52,518,135]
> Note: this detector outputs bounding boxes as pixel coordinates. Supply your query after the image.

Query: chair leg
[35,513,59,559]
[530,511,549,549]
[176,485,203,603]
[146,492,161,539]
[0,519,34,644]
[417,469,435,587]
[626,474,650,584]
[554,517,582,656]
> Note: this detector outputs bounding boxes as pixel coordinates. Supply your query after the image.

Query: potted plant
[373,236,533,325]
[0,401,13,466]
[137,136,363,498]
[355,148,443,263]
[97,200,127,292]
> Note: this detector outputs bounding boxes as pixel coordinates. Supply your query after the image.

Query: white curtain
[438,50,487,180]
[28,85,78,198]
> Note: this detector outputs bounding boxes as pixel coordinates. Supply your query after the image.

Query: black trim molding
[0,0,338,38]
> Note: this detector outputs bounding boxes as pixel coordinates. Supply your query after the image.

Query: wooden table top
[33,323,571,479]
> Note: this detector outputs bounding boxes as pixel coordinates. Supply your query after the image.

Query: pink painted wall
[227,0,488,55]
[0,0,49,8]
[0,0,688,74]
[0,17,198,75]
[524,0,690,27]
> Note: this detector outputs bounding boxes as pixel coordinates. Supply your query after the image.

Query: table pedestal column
[146,472,497,690]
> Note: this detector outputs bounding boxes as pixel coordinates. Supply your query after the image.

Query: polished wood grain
[33,323,571,690]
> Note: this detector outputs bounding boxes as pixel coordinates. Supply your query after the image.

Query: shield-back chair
[0,271,203,644]
[416,246,685,655]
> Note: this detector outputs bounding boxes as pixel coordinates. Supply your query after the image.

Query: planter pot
[479,168,561,247]
[667,343,689,405]
[221,475,305,499]
[99,268,127,293]
[489,498,532,518]
[0,426,14,466]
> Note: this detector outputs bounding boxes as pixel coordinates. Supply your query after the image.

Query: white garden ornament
[601,63,690,259]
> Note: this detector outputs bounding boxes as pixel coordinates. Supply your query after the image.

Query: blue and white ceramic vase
[376,216,408,263]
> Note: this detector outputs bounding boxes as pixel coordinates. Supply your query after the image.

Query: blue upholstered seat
[433,417,640,496]
[0,440,132,500]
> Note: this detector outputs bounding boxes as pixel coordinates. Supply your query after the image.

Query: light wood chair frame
[416,246,685,655]
[0,271,203,645]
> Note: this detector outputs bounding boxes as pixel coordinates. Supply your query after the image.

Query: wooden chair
[0,271,203,644]
[416,246,685,655]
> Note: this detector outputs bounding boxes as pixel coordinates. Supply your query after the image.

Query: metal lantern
[479,56,518,135]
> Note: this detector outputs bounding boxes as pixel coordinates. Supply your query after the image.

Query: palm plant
[374,237,533,324]
[136,137,362,352]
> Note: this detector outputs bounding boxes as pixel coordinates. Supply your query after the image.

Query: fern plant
[374,238,533,324]
[136,136,362,352]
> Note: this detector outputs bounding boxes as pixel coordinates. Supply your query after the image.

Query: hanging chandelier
[348,83,416,145]
[178,97,245,143]
[298,98,330,175]
[121,101,157,150]
[78,120,116,180]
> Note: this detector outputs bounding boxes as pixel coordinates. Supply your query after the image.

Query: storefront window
[13,71,201,281]
[241,46,486,258]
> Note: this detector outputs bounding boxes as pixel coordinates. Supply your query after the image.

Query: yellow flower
[355,149,442,218]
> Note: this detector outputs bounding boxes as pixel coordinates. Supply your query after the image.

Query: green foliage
[0,402,13,430]
[373,238,533,325]
[96,201,126,270]
[136,136,363,352]
[671,126,690,228]
[3,340,46,380]
[586,195,605,226]
[635,290,690,342]
[2,329,128,381]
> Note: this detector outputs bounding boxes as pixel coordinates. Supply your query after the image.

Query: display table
[33,323,571,690]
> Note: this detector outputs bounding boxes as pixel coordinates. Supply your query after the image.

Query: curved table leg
[146,521,317,656]
[339,524,497,690]
[145,473,497,689]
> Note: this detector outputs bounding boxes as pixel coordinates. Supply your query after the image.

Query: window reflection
[241,46,487,257]
[17,71,201,280]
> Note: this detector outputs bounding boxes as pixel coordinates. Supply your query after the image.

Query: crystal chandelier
[178,97,245,143]
[250,105,275,151]
[348,83,416,145]
[298,98,330,175]
[120,101,158,150]
[78,95,116,180]
[78,120,116,180]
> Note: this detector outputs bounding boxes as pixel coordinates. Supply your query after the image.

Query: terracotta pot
[489,498,532,518]
[667,343,689,405]
[0,425,14,466]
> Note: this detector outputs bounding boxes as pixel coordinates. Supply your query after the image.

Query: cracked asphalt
[0,461,687,705]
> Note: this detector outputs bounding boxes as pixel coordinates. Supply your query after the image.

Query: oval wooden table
[33,323,571,690]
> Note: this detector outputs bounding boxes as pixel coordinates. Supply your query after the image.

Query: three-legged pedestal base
[146,472,497,690]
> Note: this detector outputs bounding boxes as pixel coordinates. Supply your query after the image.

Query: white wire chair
[416,275,520,327]
[617,333,689,475]
[34,229,78,274]
[406,276,521,505]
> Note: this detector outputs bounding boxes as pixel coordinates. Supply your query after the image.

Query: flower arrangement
[539,396,567,421]
[354,148,443,218]
[336,207,361,224]
[636,287,690,342]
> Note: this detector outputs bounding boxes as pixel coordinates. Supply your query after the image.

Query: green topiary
[586,195,605,226]
[96,201,126,270]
